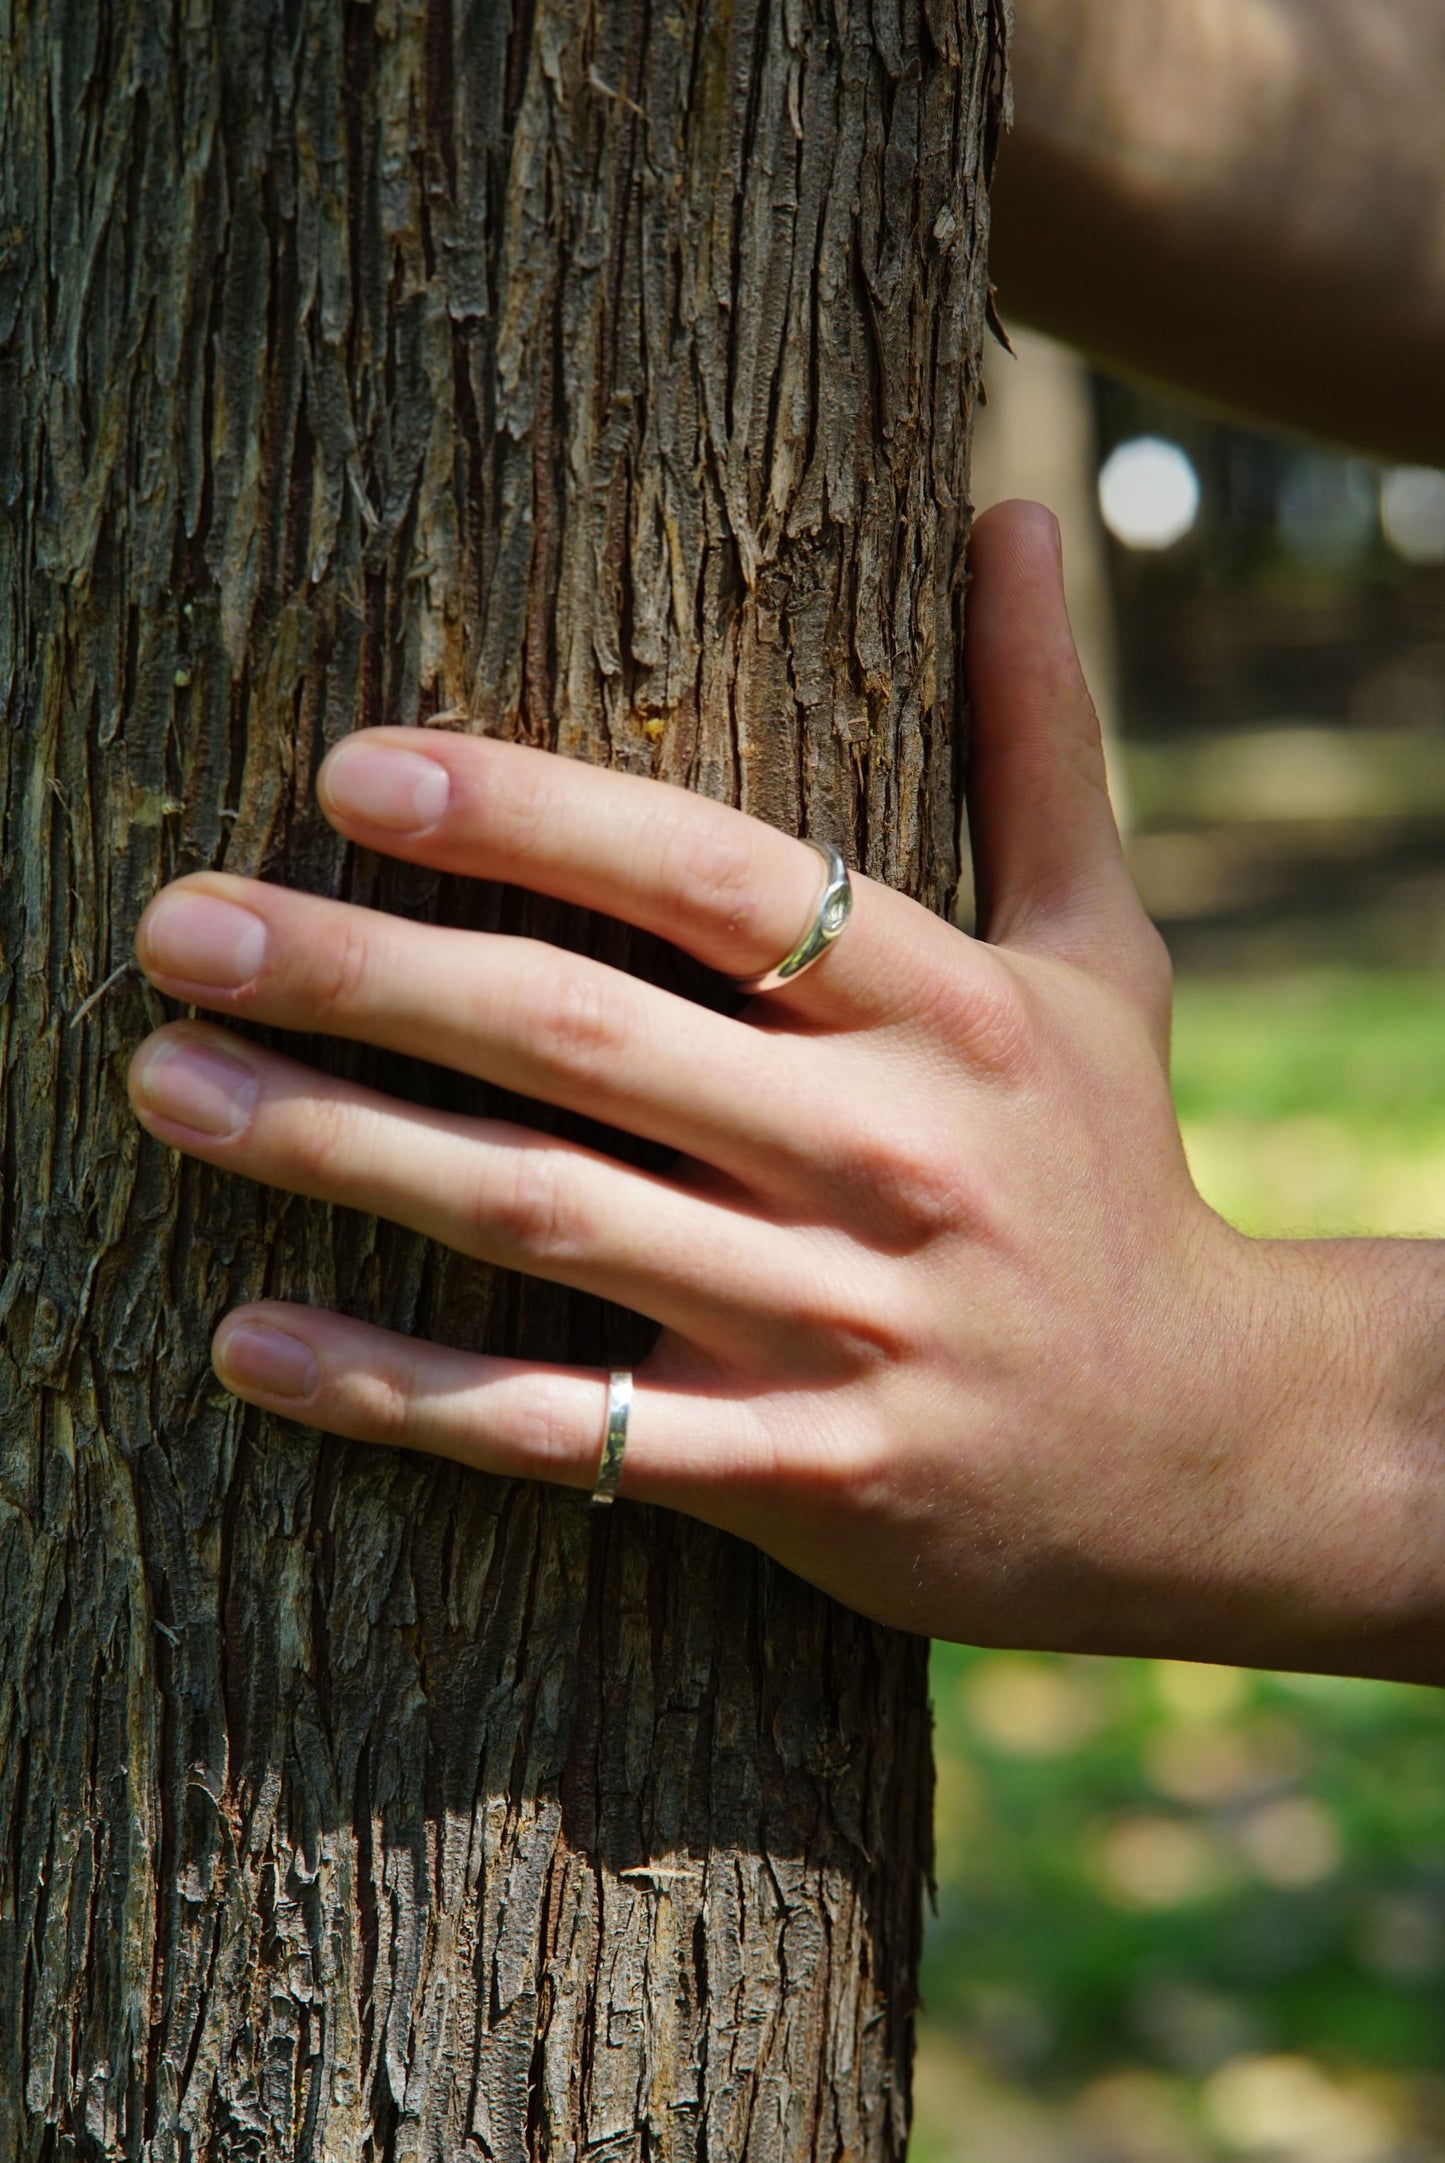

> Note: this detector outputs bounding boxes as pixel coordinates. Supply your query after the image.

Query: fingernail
[323,739,451,832]
[133,1037,259,1138]
[216,1322,320,1402]
[143,891,267,989]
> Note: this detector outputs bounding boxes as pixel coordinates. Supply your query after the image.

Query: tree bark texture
[0,2,1006,2156]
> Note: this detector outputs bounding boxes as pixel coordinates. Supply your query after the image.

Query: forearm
[990,0,1445,463]
[1202,1233,1445,1685]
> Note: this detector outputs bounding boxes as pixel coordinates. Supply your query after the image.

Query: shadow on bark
[0,0,1004,2148]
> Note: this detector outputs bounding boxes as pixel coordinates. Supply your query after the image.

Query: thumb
[965,500,1161,1003]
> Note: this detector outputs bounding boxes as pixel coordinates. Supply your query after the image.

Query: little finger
[211,1303,760,1504]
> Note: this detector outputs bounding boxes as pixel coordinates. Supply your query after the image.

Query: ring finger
[128,1021,803,1339]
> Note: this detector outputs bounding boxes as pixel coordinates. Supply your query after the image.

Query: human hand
[127,503,1445,1674]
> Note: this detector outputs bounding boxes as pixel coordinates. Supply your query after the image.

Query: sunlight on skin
[128,501,1445,1681]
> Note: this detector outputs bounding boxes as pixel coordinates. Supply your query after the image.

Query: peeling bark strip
[0,1,1006,2156]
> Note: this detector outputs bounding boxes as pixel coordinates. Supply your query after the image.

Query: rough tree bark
[0,1,1007,2156]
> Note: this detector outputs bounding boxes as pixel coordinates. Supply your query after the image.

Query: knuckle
[1131,919,1174,1015]
[820,1425,894,1501]
[355,1357,415,1446]
[770,1251,920,1365]
[913,950,1038,1075]
[286,1091,359,1196]
[877,1143,974,1246]
[659,815,763,944]
[488,1148,590,1263]
[306,911,374,1024]
[489,755,552,861]
[824,1120,974,1248]
[511,1377,585,1476]
[1066,697,1111,794]
[772,1402,892,1505]
[960,964,1037,1074]
[527,965,626,1082]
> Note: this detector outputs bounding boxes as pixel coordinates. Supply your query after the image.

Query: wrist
[1212,1232,1445,1684]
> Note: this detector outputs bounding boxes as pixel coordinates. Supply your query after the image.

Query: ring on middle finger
[731,839,852,996]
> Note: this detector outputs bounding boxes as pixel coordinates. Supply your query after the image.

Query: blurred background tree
[912,339,1445,2163]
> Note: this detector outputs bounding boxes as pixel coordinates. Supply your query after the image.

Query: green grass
[1171,971,1445,1138]
[1172,972,1445,1237]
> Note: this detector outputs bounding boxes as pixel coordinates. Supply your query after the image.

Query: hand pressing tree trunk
[0,2,1006,2156]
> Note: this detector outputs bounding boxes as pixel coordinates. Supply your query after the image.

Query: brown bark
[0,1,1006,2156]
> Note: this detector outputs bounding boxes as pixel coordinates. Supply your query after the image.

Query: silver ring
[732,838,852,995]
[591,1370,632,1508]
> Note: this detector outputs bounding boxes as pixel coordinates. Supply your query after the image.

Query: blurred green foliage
[1170,973,1444,1133]
[1176,972,1445,1238]
[915,970,1445,2161]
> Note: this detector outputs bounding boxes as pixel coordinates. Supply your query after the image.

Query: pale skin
[128,505,1445,1686]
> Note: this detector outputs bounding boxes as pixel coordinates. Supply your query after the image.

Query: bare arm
[990,0,1445,463]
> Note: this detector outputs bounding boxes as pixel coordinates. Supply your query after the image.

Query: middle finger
[135,872,818,1186]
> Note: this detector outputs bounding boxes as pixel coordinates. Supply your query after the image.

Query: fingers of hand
[965,501,1168,1022]
[128,1021,804,1337]
[211,1303,740,1501]
[316,727,880,1013]
[134,873,810,1180]
[130,864,1030,1245]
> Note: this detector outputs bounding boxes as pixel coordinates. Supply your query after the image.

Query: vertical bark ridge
[0,0,1006,2155]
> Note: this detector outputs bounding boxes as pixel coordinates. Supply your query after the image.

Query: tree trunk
[0,2,1006,2156]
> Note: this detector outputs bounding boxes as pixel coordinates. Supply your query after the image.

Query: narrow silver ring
[591,1370,632,1508]
[732,838,853,996]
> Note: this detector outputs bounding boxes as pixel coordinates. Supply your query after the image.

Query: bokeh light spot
[1094,1815,1233,1909]
[1098,436,1202,549]
[1151,1660,1250,1724]
[1235,1794,1343,1888]
[1203,2055,1399,2163]
[963,1655,1107,1757]
[1381,466,1445,564]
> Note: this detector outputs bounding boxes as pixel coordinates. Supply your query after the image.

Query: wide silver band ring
[732,838,853,996]
[591,1370,632,1508]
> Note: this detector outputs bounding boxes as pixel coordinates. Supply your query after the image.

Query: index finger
[315,729,923,1018]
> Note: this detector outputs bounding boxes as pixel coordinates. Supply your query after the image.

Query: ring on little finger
[591,1369,632,1508]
